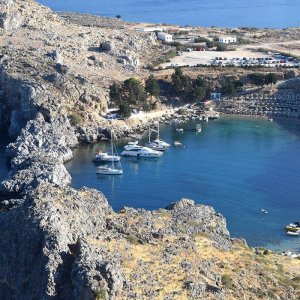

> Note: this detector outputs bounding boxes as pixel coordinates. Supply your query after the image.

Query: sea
[65,117,300,252]
[38,0,300,28]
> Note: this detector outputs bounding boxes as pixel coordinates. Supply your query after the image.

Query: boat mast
[148,125,151,143]
[157,122,160,140]
[111,130,114,169]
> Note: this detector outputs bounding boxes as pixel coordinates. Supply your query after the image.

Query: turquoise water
[38,0,300,28]
[0,132,10,183]
[66,117,300,252]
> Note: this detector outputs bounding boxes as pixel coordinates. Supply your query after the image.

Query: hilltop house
[157,32,173,42]
[219,36,237,44]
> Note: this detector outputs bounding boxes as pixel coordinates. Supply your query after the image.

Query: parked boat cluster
[93,117,212,175]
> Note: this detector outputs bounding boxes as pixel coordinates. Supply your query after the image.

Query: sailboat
[145,122,170,151]
[97,130,123,175]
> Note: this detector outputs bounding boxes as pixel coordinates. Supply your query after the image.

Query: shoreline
[68,114,300,255]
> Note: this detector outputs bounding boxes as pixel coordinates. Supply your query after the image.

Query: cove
[66,117,300,252]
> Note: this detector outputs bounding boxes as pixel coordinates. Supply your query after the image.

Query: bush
[206,41,215,48]
[93,289,106,300]
[69,113,83,126]
[221,274,233,289]
[125,234,140,245]
[216,44,228,51]
[194,36,210,43]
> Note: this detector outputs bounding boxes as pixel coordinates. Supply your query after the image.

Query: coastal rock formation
[1,187,299,299]
[1,113,77,193]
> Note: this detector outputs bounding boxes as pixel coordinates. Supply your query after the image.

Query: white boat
[196,124,202,133]
[93,151,121,162]
[285,222,300,232]
[176,128,184,133]
[96,165,123,175]
[261,209,268,214]
[286,230,300,236]
[145,123,170,151]
[174,141,182,147]
[97,131,123,175]
[121,141,163,158]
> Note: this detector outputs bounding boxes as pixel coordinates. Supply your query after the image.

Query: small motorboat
[196,124,202,133]
[268,118,273,122]
[286,230,300,236]
[285,222,300,232]
[261,209,268,214]
[174,141,182,147]
[176,128,184,133]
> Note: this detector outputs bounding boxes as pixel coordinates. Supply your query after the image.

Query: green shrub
[93,289,106,300]
[69,113,83,126]
[221,274,232,289]
[194,36,210,43]
[125,234,140,245]
[216,44,228,51]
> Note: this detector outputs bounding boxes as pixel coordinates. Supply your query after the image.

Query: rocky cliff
[0,1,299,300]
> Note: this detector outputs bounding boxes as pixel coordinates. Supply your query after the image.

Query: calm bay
[65,117,300,252]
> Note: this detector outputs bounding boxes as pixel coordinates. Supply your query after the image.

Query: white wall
[157,32,173,42]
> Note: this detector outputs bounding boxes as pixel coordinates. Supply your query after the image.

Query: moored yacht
[93,151,121,162]
[96,130,123,175]
[121,141,163,158]
[145,123,170,151]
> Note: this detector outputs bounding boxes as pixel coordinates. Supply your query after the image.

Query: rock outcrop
[1,187,299,299]
[1,113,77,193]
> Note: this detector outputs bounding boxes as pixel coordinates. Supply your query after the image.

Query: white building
[157,32,173,42]
[218,36,237,44]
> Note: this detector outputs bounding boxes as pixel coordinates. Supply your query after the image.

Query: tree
[118,102,132,118]
[145,75,160,97]
[192,77,211,101]
[109,82,122,103]
[265,73,277,85]
[122,78,147,104]
[221,79,239,96]
[171,67,184,93]
[171,67,192,94]
[249,73,266,86]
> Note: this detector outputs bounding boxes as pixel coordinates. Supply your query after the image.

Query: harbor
[66,117,300,253]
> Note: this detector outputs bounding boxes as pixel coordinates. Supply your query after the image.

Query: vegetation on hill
[109,76,160,117]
